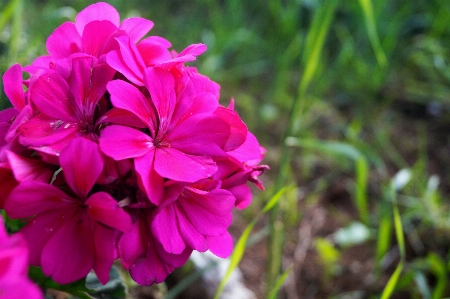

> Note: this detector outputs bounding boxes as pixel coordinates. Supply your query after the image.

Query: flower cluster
[0,2,267,286]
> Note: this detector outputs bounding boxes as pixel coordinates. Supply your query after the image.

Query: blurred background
[1,0,450,298]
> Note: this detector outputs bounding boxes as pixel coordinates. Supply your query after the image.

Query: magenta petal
[167,114,229,157]
[68,56,94,111]
[75,2,119,35]
[151,205,186,254]
[2,64,26,111]
[178,43,207,57]
[207,231,233,258]
[93,223,115,285]
[137,36,172,66]
[215,106,248,152]
[41,212,94,284]
[6,151,53,183]
[120,18,154,44]
[46,22,81,59]
[177,210,208,252]
[5,182,73,219]
[82,20,118,57]
[60,138,103,198]
[118,218,146,269]
[106,35,146,85]
[134,151,164,205]
[128,232,191,285]
[98,108,146,128]
[86,192,132,232]
[18,114,78,147]
[129,246,174,285]
[107,79,156,130]
[143,67,176,131]
[30,73,77,122]
[100,125,153,160]
[229,184,252,210]
[154,147,217,182]
[179,189,234,236]
[227,132,262,162]
[17,209,68,266]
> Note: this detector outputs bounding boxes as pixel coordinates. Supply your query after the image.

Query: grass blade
[213,219,256,299]
[216,188,287,299]
[268,266,292,299]
[357,0,387,68]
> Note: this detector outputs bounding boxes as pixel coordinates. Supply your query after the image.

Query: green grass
[1,0,450,298]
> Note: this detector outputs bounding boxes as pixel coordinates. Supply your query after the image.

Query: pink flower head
[99,67,229,204]
[0,216,44,299]
[0,1,267,289]
[5,137,132,284]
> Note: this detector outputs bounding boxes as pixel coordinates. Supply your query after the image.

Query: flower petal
[93,223,116,284]
[118,217,146,269]
[154,147,217,182]
[137,36,172,66]
[29,73,77,122]
[41,211,94,284]
[106,79,156,131]
[119,18,154,44]
[46,22,82,59]
[6,151,54,183]
[82,20,119,57]
[100,125,153,160]
[2,64,26,111]
[106,35,146,85]
[144,67,176,132]
[86,192,132,232]
[5,181,73,219]
[134,151,164,205]
[75,2,119,35]
[60,137,103,198]
[207,231,233,258]
[151,204,186,254]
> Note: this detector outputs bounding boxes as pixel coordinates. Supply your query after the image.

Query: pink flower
[99,67,229,204]
[5,138,132,284]
[0,216,44,299]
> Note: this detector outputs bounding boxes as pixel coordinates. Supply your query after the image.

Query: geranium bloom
[5,138,132,284]
[0,216,43,299]
[0,1,267,289]
[99,67,229,204]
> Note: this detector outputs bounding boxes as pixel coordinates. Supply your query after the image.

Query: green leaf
[29,266,92,299]
[85,265,127,299]
[286,138,362,161]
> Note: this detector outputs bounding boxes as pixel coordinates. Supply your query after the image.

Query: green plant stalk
[265,1,340,297]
